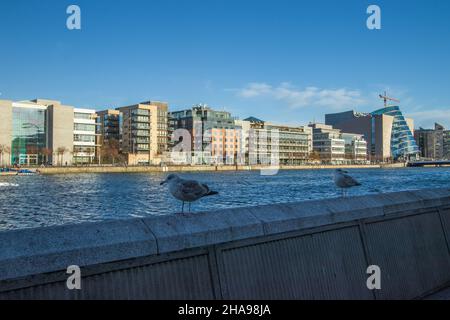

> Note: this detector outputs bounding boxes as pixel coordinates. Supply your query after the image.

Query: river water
[0,168,449,231]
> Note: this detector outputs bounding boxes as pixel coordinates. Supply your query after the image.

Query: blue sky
[0,0,449,128]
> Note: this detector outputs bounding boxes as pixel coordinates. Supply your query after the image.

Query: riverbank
[0,163,406,175]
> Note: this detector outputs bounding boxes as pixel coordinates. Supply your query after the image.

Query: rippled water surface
[1,168,449,231]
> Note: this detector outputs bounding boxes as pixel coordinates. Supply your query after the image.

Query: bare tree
[40,148,53,164]
[0,144,6,166]
[309,151,321,163]
[56,147,68,166]
[101,139,120,165]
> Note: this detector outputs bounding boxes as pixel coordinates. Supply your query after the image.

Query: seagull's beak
[160,180,167,186]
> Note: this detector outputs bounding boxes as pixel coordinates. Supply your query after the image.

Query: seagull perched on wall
[334,169,361,197]
[160,174,219,213]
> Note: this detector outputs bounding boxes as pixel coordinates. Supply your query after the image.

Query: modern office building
[414,123,449,160]
[243,117,312,165]
[117,101,169,165]
[73,108,98,164]
[341,133,368,164]
[170,104,242,165]
[309,123,346,164]
[326,105,419,162]
[0,99,88,166]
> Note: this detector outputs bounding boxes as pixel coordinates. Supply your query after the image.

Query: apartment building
[309,123,346,164]
[414,123,449,160]
[445,131,450,159]
[96,109,121,144]
[117,101,169,165]
[96,109,122,163]
[170,104,241,165]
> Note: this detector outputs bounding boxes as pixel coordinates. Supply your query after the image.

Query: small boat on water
[16,169,39,176]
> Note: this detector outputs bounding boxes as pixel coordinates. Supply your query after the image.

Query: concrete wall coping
[1,188,449,282]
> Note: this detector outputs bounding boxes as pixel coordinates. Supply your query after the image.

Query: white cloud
[237,82,366,110]
[405,109,450,129]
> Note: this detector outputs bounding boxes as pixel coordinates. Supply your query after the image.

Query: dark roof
[244,116,265,123]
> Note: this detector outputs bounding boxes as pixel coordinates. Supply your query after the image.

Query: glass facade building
[371,106,419,159]
[11,106,48,165]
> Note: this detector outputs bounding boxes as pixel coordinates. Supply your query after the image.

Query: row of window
[74,123,96,132]
[74,135,96,143]
[74,113,94,120]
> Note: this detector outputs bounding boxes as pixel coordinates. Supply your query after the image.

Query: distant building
[96,109,121,144]
[0,99,99,166]
[73,108,98,164]
[309,123,346,164]
[117,101,169,165]
[341,133,368,164]
[414,123,449,160]
[170,104,241,165]
[326,106,419,162]
[445,131,450,160]
[96,109,122,163]
[244,117,312,165]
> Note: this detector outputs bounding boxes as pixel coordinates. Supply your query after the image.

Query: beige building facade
[0,100,13,166]
[117,101,169,165]
[0,98,99,166]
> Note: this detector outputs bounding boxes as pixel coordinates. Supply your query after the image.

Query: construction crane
[379,91,400,107]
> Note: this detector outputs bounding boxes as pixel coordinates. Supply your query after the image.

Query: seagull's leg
[181,202,184,213]
[188,203,191,212]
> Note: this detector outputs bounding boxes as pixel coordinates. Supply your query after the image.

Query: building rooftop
[244,116,265,124]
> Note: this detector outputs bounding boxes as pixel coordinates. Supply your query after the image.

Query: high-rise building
[117,101,169,165]
[170,104,241,165]
[326,105,419,162]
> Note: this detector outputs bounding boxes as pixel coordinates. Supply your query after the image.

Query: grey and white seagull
[160,174,219,213]
[334,169,361,197]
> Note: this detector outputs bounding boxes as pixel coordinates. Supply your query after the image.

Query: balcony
[132,130,150,137]
[131,109,150,117]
